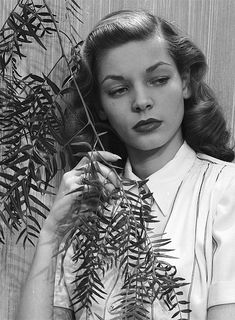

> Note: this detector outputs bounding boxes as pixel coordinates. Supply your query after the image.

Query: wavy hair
[66,9,234,163]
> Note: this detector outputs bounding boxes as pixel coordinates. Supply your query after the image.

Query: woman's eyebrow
[100,61,171,84]
[101,75,125,84]
[146,61,171,73]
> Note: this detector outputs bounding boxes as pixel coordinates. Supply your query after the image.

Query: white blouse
[54,142,235,320]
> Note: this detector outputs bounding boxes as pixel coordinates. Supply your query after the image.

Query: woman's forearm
[17,229,60,320]
[16,151,120,320]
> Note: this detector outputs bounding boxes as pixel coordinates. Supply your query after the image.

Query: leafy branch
[58,159,190,319]
[0,0,82,244]
[0,1,191,319]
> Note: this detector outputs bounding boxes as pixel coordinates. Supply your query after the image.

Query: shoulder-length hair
[65,10,234,163]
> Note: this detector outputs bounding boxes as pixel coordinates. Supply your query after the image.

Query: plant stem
[42,0,105,152]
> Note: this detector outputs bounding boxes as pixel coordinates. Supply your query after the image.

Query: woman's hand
[42,151,121,239]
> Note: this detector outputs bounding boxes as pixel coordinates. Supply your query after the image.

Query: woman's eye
[148,77,169,86]
[108,87,128,97]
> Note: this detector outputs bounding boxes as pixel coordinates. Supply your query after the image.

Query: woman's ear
[182,70,192,99]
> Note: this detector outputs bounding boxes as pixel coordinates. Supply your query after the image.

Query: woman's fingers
[89,150,121,162]
[72,151,121,188]
[47,152,120,235]
[97,172,116,194]
[95,162,120,188]
[74,151,121,170]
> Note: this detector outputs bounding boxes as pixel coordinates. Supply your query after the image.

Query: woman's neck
[127,138,184,180]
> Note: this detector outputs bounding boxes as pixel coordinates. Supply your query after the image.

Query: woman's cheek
[105,101,125,121]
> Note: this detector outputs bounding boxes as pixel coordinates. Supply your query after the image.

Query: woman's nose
[132,87,153,112]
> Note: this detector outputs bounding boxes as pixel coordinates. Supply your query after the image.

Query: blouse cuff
[208,281,235,308]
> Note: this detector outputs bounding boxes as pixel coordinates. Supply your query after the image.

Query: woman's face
[97,34,190,157]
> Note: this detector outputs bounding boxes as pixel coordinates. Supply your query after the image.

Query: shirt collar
[124,142,196,216]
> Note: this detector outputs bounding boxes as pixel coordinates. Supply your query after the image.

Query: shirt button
[108,303,119,314]
[108,304,114,313]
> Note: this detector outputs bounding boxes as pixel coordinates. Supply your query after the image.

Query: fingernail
[113,155,122,160]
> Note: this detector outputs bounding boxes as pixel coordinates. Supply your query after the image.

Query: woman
[17,10,235,320]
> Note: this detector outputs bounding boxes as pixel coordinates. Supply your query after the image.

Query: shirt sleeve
[54,245,75,310]
[208,171,235,308]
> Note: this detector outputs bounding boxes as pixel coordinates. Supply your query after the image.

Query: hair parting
[64,9,234,164]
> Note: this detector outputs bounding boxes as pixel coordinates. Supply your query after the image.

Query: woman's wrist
[39,225,62,249]
[41,211,65,238]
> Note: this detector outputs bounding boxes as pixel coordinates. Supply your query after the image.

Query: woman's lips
[132,118,162,132]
